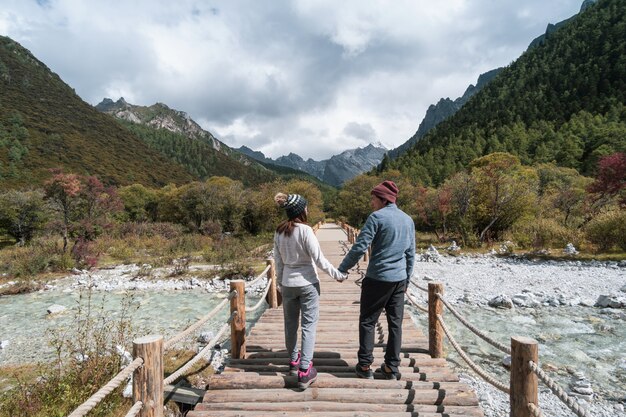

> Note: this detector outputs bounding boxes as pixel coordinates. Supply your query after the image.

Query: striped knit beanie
[275,193,307,219]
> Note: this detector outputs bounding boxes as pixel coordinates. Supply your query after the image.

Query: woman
[273,193,346,390]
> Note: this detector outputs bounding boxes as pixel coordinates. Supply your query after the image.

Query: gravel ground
[408,250,626,417]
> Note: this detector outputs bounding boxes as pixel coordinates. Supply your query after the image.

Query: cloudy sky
[1,0,585,159]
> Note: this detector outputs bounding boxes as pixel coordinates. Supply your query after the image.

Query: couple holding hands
[273,180,416,390]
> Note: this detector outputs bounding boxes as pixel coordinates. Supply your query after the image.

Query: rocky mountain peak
[240,142,387,187]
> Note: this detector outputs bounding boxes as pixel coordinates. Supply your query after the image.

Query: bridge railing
[67,259,278,417]
[339,221,591,417]
[407,281,591,417]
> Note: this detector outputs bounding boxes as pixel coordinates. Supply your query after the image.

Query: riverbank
[407,250,625,417]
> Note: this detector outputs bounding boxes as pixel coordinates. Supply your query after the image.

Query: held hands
[335,271,348,283]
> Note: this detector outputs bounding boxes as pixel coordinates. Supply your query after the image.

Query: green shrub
[511,217,580,249]
[585,209,626,251]
[0,238,74,278]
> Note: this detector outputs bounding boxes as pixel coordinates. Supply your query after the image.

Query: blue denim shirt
[338,204,415,283]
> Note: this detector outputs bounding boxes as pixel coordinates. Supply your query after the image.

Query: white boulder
[47,304,67,315]
[564,243,579,255]
[488,295,514,309]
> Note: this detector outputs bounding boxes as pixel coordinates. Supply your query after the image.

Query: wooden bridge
[74,222,571,417]
[188,223,483,417]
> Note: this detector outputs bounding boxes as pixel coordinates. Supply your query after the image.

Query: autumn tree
[44,170,121,252]
[587,152,626,209]
[44,170,82,252]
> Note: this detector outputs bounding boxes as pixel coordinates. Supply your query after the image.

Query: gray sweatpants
[282,283,320,369]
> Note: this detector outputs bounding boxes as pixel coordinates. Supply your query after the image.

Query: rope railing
[436,314,510,394]
[436,293,511,354]
[245,264,271,288]
[247,277,273,313]
[123,401,143,417]
[67,258,271,416]
[405,290,429,313]
[528,360,591,417]
[67,357,144,417]
[164,290,237,350]
[410,280,429,293]
[163,313,234,385]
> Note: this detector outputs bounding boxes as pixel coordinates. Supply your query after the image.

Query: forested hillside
[0,36,193,188]
[384,0,626,186]
[119,121,278,186]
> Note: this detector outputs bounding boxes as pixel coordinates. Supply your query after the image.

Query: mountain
[96,98,230,155]
[387,68,502,160]
[0,36,194,189]
[528,0,598,48]
[388,0,599,162]
[384,0,626,186]
[238,143,387,187]
[95,98,288,185]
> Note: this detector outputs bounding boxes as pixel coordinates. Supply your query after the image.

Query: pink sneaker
[297,362,317,390]
[289,351,301,376]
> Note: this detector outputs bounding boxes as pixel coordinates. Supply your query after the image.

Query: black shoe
[297,363,318,390]
[379,363,401,380]
[355,364,374,379]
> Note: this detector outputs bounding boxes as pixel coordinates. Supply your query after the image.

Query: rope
[410,280,428,293]
[245,264,271,288]
[528,360,590,417]
[164,289,237,349]
[528,403,544,417]
[405,291,429,313]
[247,277,273,313]
[437,315,510,394]
[67,357,144,417]
[436,293,511,354]
[124,401,143,417]
[163,312,234,385]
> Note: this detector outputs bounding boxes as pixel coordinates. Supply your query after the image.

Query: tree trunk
[479,216,499,242]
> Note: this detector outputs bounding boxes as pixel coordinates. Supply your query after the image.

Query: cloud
[343,122,377,141]
[0,0,584,160]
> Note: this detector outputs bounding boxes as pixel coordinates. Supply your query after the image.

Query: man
[337,180,415,380]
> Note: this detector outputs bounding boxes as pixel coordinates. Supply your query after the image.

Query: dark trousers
[358,277,405,373]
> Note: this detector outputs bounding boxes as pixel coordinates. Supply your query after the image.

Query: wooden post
[230,280,246,359]
[133,335,164,417]
[428,283,444,358]
[266,259,278,309]
[510,336,538,417]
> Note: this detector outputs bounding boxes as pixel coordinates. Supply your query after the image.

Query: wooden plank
[207,374,466,390]
[200,387,479,406]
[192,401,484,415]
[190,411,483,417]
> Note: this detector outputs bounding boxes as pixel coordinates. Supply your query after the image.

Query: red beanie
[371,180,399,204]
